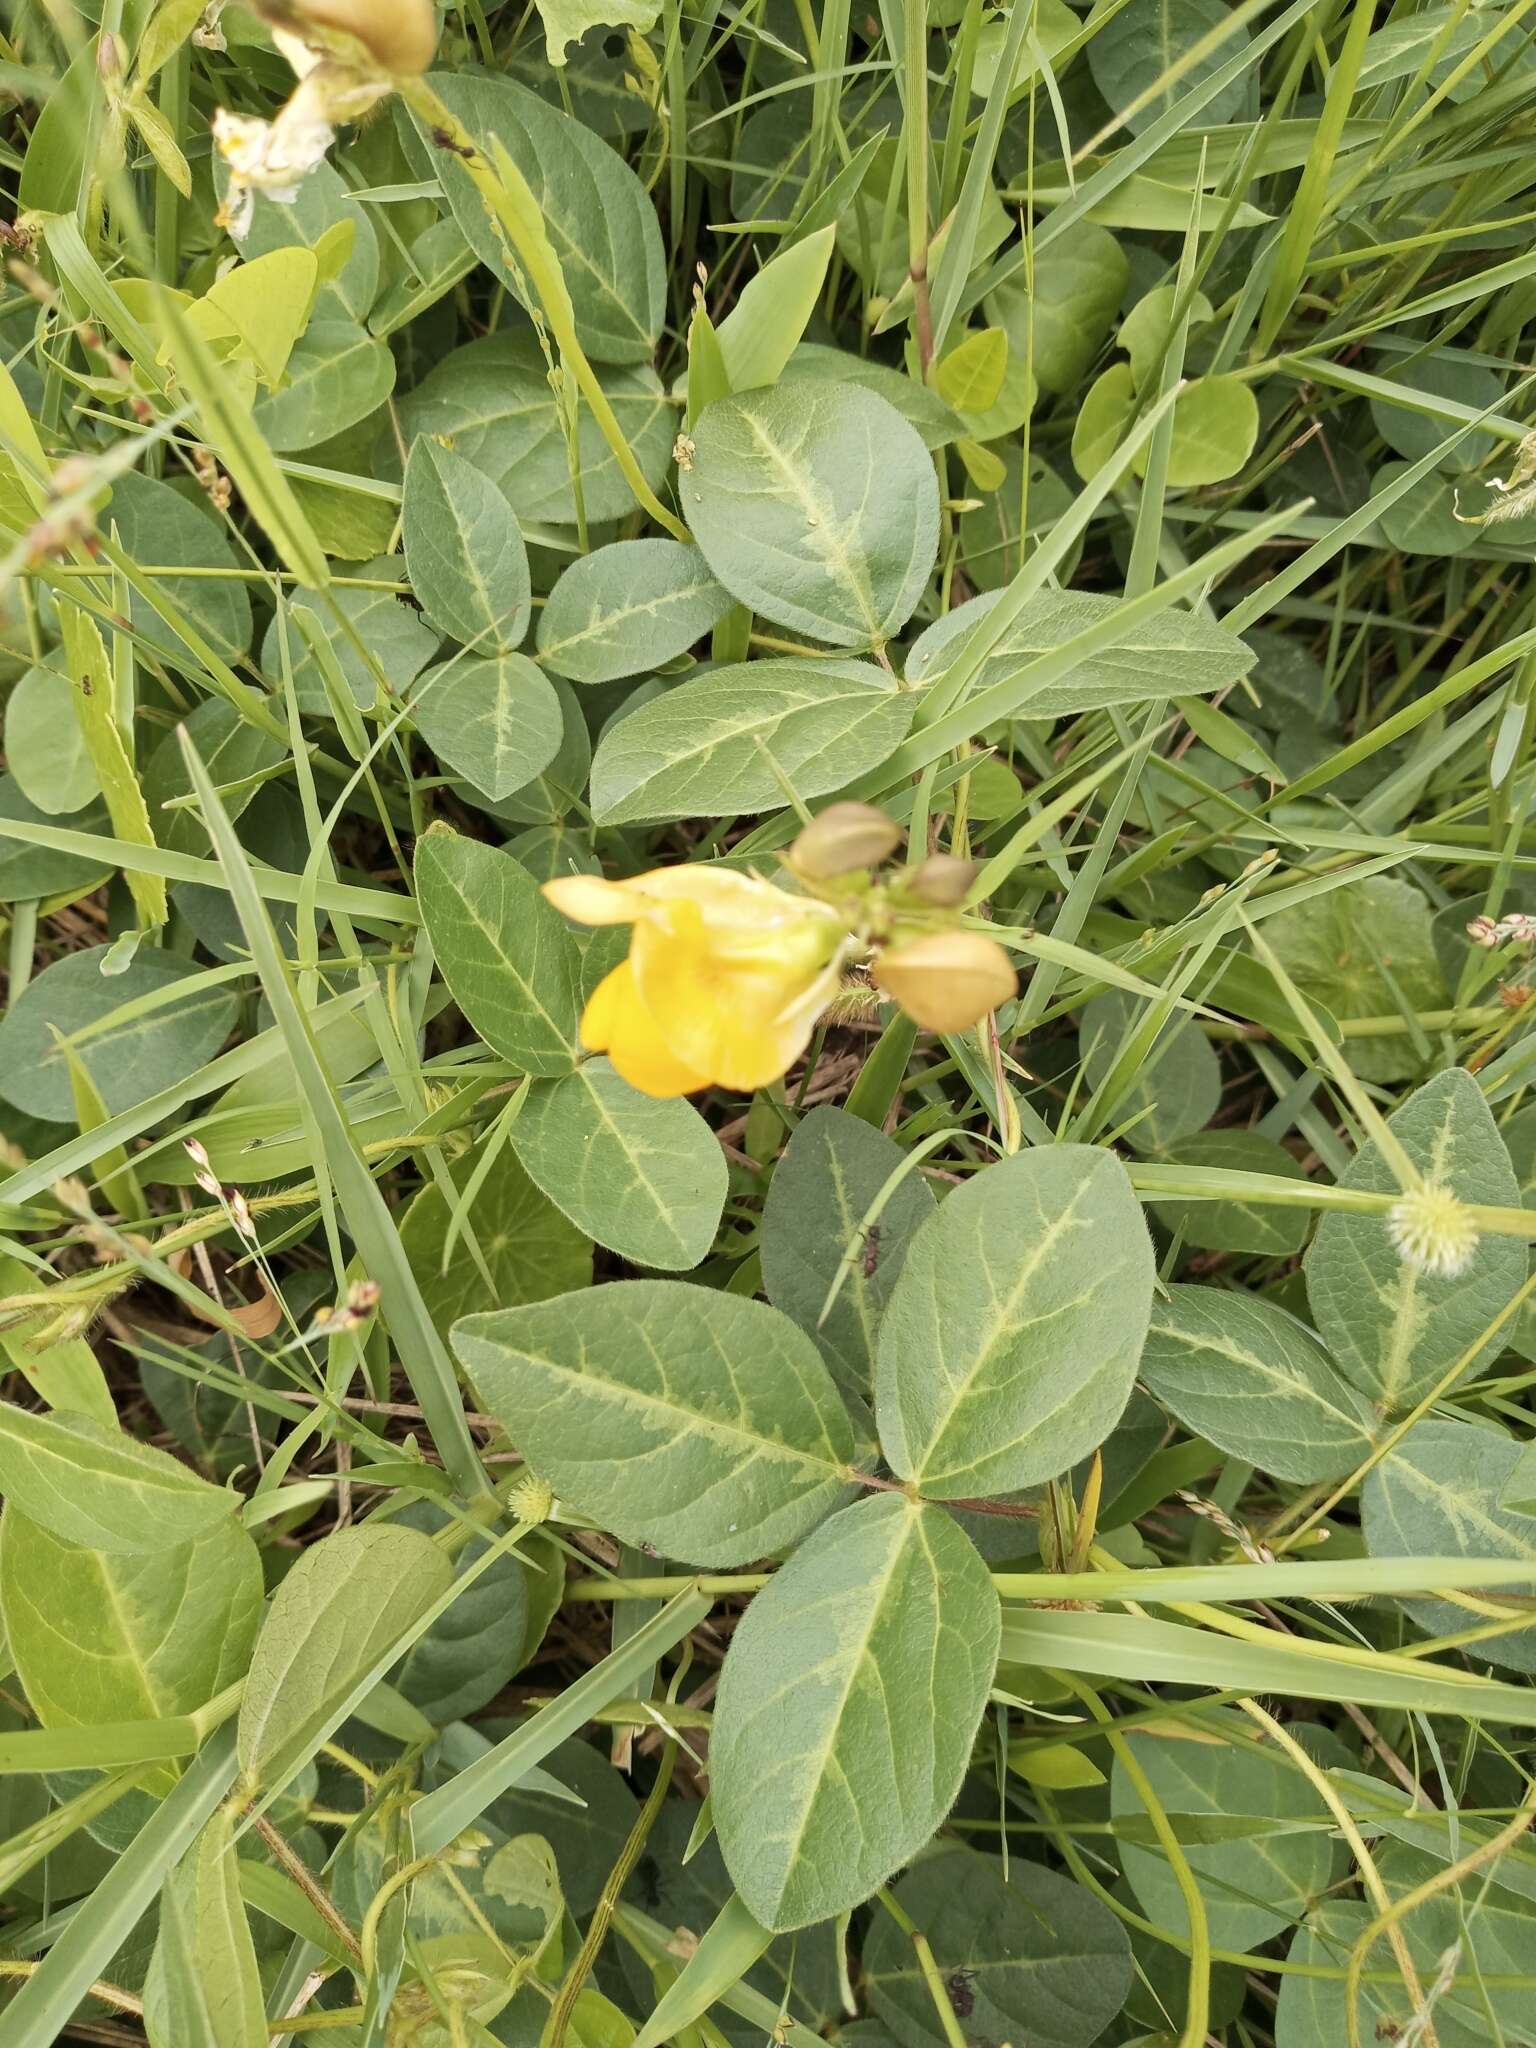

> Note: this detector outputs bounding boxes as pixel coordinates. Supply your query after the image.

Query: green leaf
[1111,1712,1347,1952]
[395,332,675,525]
[0,1409,235,1553]
[142,697,285,858]
[683,385,940,648]
[262,569,438,715]
[630,1894,775,2048]
[1,1508,261,1743]
[1264,875,1446,1083]
[985,226,1129,395]
[1140,1286,1380,1483]
[712,1493,999,1929]
[534,0,661,63]
[226,156,379,323]
[0,775,111,903]
[1080,986,1221,1153]
[760,1105,936,1399]
[1278,1894,1534,2048]
[1086,0,1251,134]
[4,664,99,816]
[1121,284,1215,390]
[238,1522,454,1793]
[60,602,168,930]
[1159,374,1262,487]
[250,318,395,452]
[536,540,733,684]
[402,1141,592,1332]
[143,1807,267,2048]
[1305,1068,1525,1411]
[1364,1419,1536,1673]
[1149,1129,1312,1255]
[1374,459,1477,557]
[783,345,962,450]
[1,1727,239,2045]
[196,247,318,387]
[429,75,665,364]
[590,659,914,825]
[106,469,254,663]
[404,439,532,654]
[1070,361,1137,478]
[510,1061,727,1270]
[875,1147,1155,1499]
[0,943,240,1124]
[714,227,836,394]
[385,1500,533,1724]
[0,1257,115,1426]
[905,585,1254,714]
[864,1849,1133,2048]
[413,654,564,801]
[934,328,1009,414]
[415,828,583,1075]
[456,1280,857,1565]
[1368,345,1505,474]
[472,674,593,826]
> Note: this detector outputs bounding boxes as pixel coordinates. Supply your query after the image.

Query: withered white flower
[213,6,430,236]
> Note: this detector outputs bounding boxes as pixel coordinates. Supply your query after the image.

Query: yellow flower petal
[579,961,710,1099]
[630,912,840,1086]
[542,874,646,927]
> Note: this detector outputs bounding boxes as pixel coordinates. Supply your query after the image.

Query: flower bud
[906,854,980,908]
[1387,1182,1479,1279]
[872,931,1017,1032]
[510,1473,555,1525]
[272,0,439,73]
[788,802,901,880]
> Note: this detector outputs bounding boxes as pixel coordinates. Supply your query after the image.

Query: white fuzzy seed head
[1387,1182,1480,1279]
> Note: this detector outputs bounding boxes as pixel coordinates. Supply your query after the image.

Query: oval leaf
[1141,1286,1380,1483]
[144,1807,268,2048]
[455,1281,857,1566]
[429,75,665,364]
[415,828,583,1075]
[404,439,532,655]
[536,539,733,684]
[590,658,913,825]
[413,653,563,801]
[238,1523,453,1792]
[875,1146,1155,1498]
[508,1061,728,1271]
[905,586,1255,716]
[684,385,939,648]
[712,1493,1000,1929]
[760,1105,936,1398]
[0,1408,234,1553]
[1305,1068,1525,1412]
[864,1849,1133,2048]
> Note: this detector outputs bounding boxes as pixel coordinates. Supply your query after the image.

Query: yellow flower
[543,868,847,1099]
